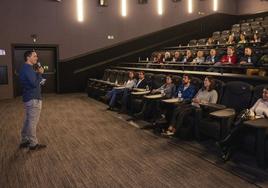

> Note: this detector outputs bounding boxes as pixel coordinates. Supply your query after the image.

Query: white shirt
[250,99,268,118]
[124,79,136,89]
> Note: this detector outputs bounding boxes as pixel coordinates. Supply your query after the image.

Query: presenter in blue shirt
[19,50,46,150]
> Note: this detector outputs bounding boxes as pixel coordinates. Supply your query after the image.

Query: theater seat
[195,81,253,140]
[239,85,268,157]
[255,17,264,22]
[197,38,207,45]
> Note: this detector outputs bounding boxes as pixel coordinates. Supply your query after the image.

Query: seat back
[250,84,268,106]
[145,73,154,88]
[102,69,111,81]
[246,18,254,23]
[262,20,268,27]
[109,70,118,83]
[152,74,166,89]
[191,77,203,95]
[189,39,197,46]
[220,81,253,112]
[116,70,126,84]
[255,17,264,22]
[212,31,221,40]
[122,71,130,83]
[213,79,225,103]
[172,75,182,90]
[241,22,250,28]
[198,38,207,45]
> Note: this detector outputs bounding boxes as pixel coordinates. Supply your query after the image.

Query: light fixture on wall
[77,0,84,22]
[99,0,108,7]
[121,0,127,17]
[138,0,147,4]
[157,0,163,15]
[30,34,38,43]
[107,35,115,40]
[213,0,218,11]
[0,49,6,56]
[188,0,193,13]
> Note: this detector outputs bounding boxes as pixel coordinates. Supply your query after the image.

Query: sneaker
[221,149,232,162]
[133,112,143,119]
[106,106,115,111]
[19,141,30,149]
[161,130,175,136]
[29,144,47,150]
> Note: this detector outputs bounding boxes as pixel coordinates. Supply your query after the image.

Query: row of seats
[184,16,268,47]
[240,16,268,23]
[87,69,268,165]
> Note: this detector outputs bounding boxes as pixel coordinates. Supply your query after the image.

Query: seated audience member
[106,71,137,110]
[251,33,261,43]
[239,47,258,66]
[192,51,205,64]
[120,71,149,113]
[217,87,268,162]
[155,53,164,64]
[134,75,175,120]
[163,76,218,136]
[206,49,220,64]
[206,37,215,45]
[220,46,238,65]
[152,53,158,62]
[172,51,182,62]
[226,34,236,45]
[238,33,247,44]
[164,51,172,62]
[182,50,194,63]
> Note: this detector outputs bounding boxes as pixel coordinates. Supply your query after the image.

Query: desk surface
[144,94,163,99]
[244,118,268,128]
[162,98,181,103]
[131,91,150,95]
[210,108,235,118]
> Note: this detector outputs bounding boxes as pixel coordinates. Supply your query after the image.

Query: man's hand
[37,67,44,74]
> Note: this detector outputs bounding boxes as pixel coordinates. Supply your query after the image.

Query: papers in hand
[40,78,46,85]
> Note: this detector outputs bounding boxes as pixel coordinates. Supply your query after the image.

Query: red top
[220,55,237,65]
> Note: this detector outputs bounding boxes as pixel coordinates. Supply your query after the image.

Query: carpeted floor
[0,93,267,188]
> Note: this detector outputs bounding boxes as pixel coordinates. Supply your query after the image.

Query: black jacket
[135,79,148,89]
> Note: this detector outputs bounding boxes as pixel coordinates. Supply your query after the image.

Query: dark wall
[237,0,268,15]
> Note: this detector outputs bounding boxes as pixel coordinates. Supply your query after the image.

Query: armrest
[131,91,150,95]
[244,118,268,128]
[200,103,226,111]
[133,88,147,92]
[162,98,182,104]
[209,108,235,118]
[144,94,163,99]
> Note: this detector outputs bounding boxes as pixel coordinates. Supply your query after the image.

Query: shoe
[133,112,143,119]
[216,141,228,154]
[161,130,175,136]
[19,141,30,149]
[29,144,47,150]
[106,106,115,111]
[118,109,127,114]
[221,149,232,162]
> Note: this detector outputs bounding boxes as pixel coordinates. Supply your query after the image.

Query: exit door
[12,45,58,97]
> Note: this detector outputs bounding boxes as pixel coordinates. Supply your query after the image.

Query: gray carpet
[0,93,267,188]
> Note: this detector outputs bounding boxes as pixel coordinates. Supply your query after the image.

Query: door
[12,45,58,97]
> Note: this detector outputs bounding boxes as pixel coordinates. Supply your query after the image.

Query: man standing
[19,50,46,150]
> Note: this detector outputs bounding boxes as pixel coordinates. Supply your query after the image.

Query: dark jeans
[106,88,124,107]
[170,104,195,128]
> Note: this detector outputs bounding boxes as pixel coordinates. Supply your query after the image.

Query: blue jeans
[21,99,42,147]
[107,88,124,107]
